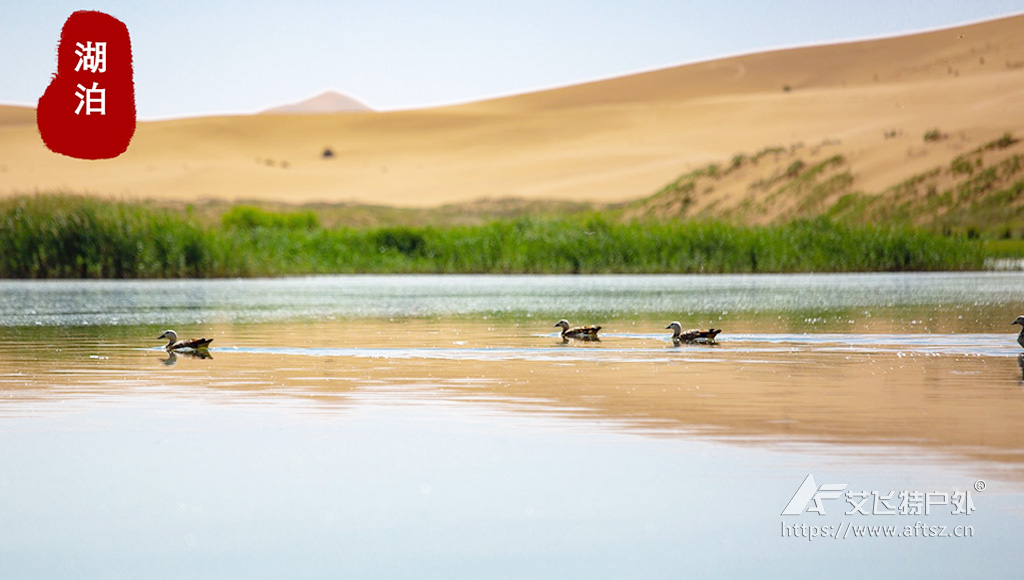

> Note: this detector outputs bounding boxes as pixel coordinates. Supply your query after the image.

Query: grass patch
[983,239,1024,258]
[222,205,319,230]
[0,195,985,278]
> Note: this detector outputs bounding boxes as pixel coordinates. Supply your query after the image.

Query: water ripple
[176,332,1023,362]
[4,272,1024,327]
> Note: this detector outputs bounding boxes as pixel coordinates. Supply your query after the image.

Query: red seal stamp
[37,11,136,160]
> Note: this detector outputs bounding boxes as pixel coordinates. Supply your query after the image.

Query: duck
[554,319,601,340]
[158,329,213,352]
[1012,316,1024,349]
[666,321,721,344]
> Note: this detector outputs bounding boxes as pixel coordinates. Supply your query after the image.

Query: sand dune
[1,14,1023,211]
[261,90,372,114]
[0,105,36,126]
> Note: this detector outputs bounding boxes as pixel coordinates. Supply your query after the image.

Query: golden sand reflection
[2,320,1023,471]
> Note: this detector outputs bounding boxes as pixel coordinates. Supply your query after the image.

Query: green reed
[0,195,984,278]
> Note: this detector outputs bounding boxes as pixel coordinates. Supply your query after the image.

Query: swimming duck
[158,329,213,352]
[554,319,601,340]
[666,321,721,344]
[1012,316,1024,349]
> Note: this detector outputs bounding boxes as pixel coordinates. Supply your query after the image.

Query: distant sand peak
[262,90,373,114]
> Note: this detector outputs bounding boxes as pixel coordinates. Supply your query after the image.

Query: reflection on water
[161,349,213,366]
[3,272,1024,331]
[2,274,1024,578]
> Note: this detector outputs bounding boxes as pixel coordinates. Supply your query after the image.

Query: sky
[2,0,1022,119]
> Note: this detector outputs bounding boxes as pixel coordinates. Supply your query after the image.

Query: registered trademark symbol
[974,480,986,492]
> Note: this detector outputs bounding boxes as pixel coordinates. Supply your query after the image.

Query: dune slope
[1,14,1023,215]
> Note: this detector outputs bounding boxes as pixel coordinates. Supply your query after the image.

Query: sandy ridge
[1,14,1023,214]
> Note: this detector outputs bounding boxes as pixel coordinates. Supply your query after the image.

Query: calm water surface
[1,274,1023,579]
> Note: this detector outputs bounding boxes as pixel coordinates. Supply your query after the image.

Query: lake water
[1,274,1023,578]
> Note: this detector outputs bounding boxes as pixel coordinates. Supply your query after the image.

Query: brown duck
[1012,316,1024,349]
[554,319,601,340]
[158,329,213,351]
[666,321,721,344]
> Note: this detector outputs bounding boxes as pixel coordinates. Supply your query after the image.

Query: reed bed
[0,195,984,278]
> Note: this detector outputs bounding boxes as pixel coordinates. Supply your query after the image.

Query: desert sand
[1,14,1023,212]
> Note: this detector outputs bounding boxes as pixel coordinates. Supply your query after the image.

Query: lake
[1,274,1023,578]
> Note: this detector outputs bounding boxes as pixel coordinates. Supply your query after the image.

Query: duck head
[1014,316,1024,327]
[665,321,682,338]
[554,319,570,331]
[158,330,178,343]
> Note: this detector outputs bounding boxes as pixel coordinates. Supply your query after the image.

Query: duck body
[1013,316,1024,349]
[554,319,601,340]
[666,321,721,344]
[158,330,213,352]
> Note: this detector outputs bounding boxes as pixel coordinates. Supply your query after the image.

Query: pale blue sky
[2,1,1022,119]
